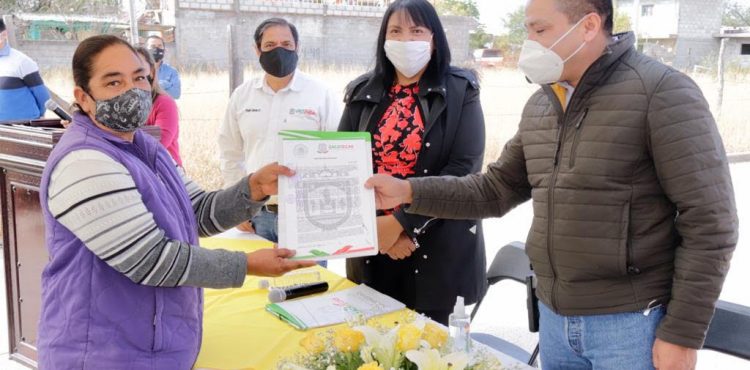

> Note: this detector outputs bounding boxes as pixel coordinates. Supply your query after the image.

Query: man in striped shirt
[0,18,50,121]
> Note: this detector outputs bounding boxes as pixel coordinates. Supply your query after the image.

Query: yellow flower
[357,362,384,370]
[299,333,325,355]
[422,323,448,349]
[333,327,365,352]
[397,323,423,351]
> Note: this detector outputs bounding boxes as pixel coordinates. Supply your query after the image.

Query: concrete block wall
[178,0,233,11]
[15,39,179,70]
[14,40,78,69]
[673,0,723,69]
[10,4,476,72]
[725,38,750,68]
[174,8,476,69]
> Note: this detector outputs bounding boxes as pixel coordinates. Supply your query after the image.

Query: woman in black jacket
[339,0,487,325]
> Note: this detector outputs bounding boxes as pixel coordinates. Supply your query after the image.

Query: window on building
[642,4,655,17]
[742,44,750,55]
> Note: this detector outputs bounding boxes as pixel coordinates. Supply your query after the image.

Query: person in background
[146,34,181,99]
[135,46,183,166]
[218,17,341,257]
[37,34,314,369]
[0,18,51,121]
[339,0,487,325]
[364,0,738,369]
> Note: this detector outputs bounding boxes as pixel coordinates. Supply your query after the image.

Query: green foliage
[433,0,480,19]
[723,2,750,27]
[470,25,494,50]
[0,0,121,15]
[503,5,526,47]
[435,0,490,50]
[613,7,632,34]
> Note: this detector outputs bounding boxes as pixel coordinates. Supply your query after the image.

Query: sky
[475,0,750,35]
[476,0,526,34]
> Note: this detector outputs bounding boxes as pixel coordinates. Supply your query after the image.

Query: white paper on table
[266,284,405,330]
[277,130,377,261]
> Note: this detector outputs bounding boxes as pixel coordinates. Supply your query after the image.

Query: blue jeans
[251,207,327,268]
[538,302,665,370]
[251,207,278,242]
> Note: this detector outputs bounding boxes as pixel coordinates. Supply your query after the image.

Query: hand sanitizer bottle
[449,296,471,353]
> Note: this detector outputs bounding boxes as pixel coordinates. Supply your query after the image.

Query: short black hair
[0,18,5,33]
[557,0,613,34]
[146,34,165,46]
[254,18,299,49]
[374,0,451,84]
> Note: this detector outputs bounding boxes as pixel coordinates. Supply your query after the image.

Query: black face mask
[259,47,298,78]
[149,47,165,63]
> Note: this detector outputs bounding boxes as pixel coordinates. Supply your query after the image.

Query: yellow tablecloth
[194,237,409,370]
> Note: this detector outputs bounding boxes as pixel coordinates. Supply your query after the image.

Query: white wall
[618,0,679,38]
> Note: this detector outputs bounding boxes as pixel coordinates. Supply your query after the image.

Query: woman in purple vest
[37,35,315,369]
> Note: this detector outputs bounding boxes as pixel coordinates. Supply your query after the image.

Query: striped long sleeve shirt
[47,149,263,288]
[0,44,50,121]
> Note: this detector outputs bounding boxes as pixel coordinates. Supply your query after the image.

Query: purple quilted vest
[38,112,202,369]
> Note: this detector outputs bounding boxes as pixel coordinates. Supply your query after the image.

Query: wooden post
[2,15,18,47]
[128,0,140,44]
[716,37,727,121]
[228,24,244,96]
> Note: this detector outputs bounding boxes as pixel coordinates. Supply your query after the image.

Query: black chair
[470,241,540,367]
[702,300,750,360]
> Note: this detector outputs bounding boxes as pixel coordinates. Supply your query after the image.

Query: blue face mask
[92,88,153,132]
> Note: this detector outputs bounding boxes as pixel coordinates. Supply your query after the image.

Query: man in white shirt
[218,18,341,252]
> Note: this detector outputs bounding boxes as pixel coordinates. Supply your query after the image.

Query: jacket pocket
[569,108,589,168]
[619,201,631,276]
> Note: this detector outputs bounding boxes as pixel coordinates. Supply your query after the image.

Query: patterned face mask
[92,88,152,132]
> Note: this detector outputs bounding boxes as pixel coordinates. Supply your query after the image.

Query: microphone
[268,281,329,303]
[45,100,72,122]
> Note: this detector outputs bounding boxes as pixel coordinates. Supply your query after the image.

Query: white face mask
[384,40,432,79]
[518,16,589,85]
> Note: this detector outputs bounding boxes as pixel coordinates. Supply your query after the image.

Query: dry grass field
[41,65,750,191]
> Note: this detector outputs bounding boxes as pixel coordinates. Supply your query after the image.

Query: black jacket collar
[349,71,448,104]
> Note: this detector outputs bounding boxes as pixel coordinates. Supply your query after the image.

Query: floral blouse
[372,83,425,179]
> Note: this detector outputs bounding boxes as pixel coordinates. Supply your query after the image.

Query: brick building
[617,0,724,69]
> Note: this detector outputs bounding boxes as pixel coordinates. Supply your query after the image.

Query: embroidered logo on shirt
[289,108,318,118]
[245,107,261,112]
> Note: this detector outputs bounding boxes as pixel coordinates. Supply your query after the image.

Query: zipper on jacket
[547,131,566,311]
[545,86,584,312]
[568,108,589,168]
[623,201,639,276]
[552,126,565,166]
[547,111,571,312]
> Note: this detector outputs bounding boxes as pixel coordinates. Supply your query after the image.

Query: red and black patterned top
[372,83,424,179]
